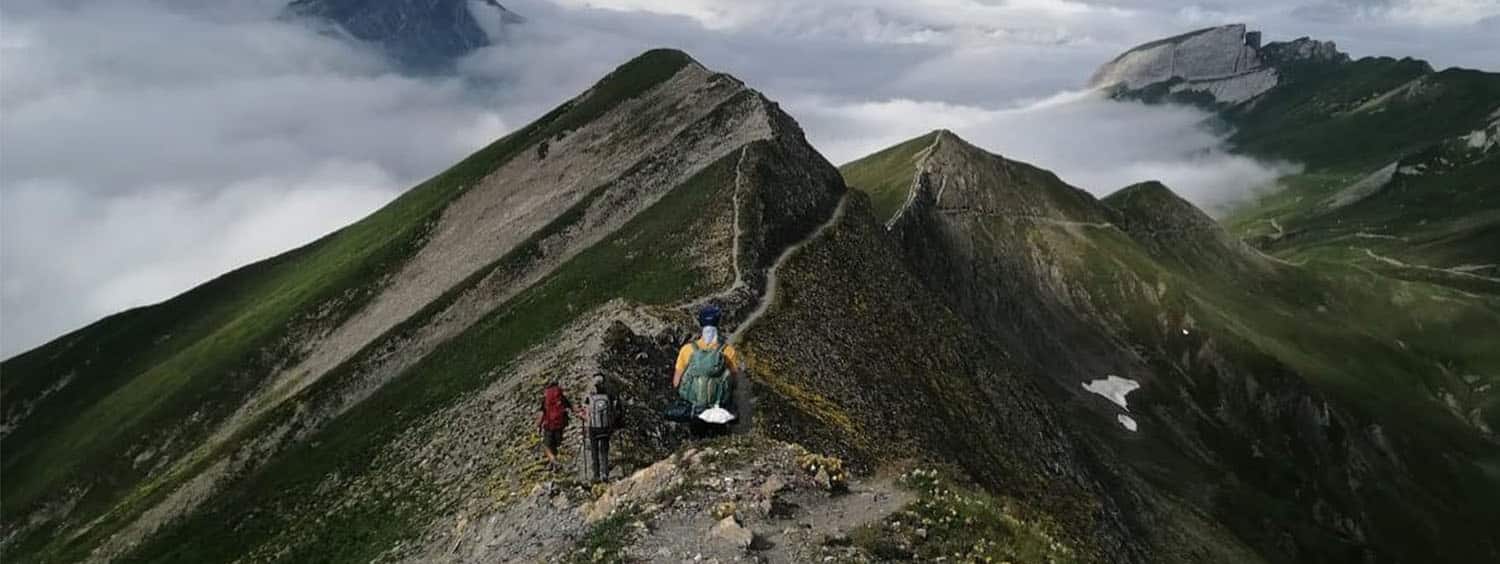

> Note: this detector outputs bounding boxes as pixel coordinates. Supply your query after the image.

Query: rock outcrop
[1261,36,1350,66]
[1092,24,1349,105]
[1091,25,1267,90]
[283,0,523,69]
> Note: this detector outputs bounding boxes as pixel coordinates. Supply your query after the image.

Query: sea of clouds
[2,0,1495,355]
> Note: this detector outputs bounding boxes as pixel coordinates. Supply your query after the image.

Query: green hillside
[1101,29,1499,286]
[5,29,1498,564]
[1210,54,1500,291]
[1225,60,1499,170]
[118,149,738,563]
[838,131,941,223]
[0,48,771,562]
[841,131,1500,563]
[1,49,697,527]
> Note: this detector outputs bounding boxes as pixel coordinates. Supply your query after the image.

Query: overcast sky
[2,0,1497,356]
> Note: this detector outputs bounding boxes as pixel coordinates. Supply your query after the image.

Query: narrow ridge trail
[671,163,852,435]
[724,191,851,434]
[731,192,852,344]
[683,146,751,310]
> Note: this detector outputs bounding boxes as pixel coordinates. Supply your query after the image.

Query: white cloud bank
[791,90,1299,207]
[2,0,1495,356]
[1,1,511,355]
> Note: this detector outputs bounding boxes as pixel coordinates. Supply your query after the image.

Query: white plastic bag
[697,405,736,424]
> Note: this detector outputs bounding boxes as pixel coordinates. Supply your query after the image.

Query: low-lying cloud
[789,90,1300,207]
[2,0,1494,356]
[1,1,510,355]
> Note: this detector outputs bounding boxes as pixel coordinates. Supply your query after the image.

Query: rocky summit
[283,0,523,69]
[1091,23,1347,105]
[4,24,1500,564]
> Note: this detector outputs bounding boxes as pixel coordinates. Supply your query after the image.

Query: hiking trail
[732,192,852,343]
[727,191,851,434]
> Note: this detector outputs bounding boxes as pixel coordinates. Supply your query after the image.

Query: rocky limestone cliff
[1091,25,1266,89]
[1262,36,1351,66]
[284,0,523,69]
[1092,24,1348,105]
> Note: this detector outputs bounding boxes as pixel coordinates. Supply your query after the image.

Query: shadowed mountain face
[283,0,522,69]
[844,130,1500,563]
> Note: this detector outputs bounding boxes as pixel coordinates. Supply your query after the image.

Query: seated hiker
[672,305,743,436]
[583,374,620,482]
[537,380,581,471]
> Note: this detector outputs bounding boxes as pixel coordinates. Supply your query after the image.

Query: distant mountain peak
[858,130,1111,228]
[1260,35,1349,66]
[1101,180,1259,270]
[1091,24,1348,105]
[283,0,524,70]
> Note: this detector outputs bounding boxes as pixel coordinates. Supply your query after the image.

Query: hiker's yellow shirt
[675,338,741,375]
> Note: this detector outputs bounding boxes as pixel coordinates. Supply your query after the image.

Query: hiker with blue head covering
[671,305,743,436]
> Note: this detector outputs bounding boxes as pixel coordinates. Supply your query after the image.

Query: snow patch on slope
[1466,128,1489,150]
[1083,375,1141,431]
[1082,375,1140,410]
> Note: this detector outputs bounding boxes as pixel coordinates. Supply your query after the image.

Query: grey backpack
[586,393,613,429]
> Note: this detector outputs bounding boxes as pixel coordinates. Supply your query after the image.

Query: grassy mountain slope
[1229,117,1500,285]
[0,49,854,563]
[7,36,1496,564]
[1105,28,1499,286]
[118,150,741,563]
[1213,54,1500,291]
[1,48,694,521]
[841,131,1500,563]
[1089,33,1500,560]
[1225,60,1499,170]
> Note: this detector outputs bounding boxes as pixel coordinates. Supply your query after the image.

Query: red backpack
[541,385,569,430]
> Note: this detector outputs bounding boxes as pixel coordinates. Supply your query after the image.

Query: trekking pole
[582,417,594,483]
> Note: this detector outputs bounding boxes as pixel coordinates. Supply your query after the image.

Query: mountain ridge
[846,127,1500,563]
[0,48,849,562]
[5,30,1500,564]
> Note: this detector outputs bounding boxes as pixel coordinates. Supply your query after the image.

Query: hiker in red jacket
[538,381,581,471]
